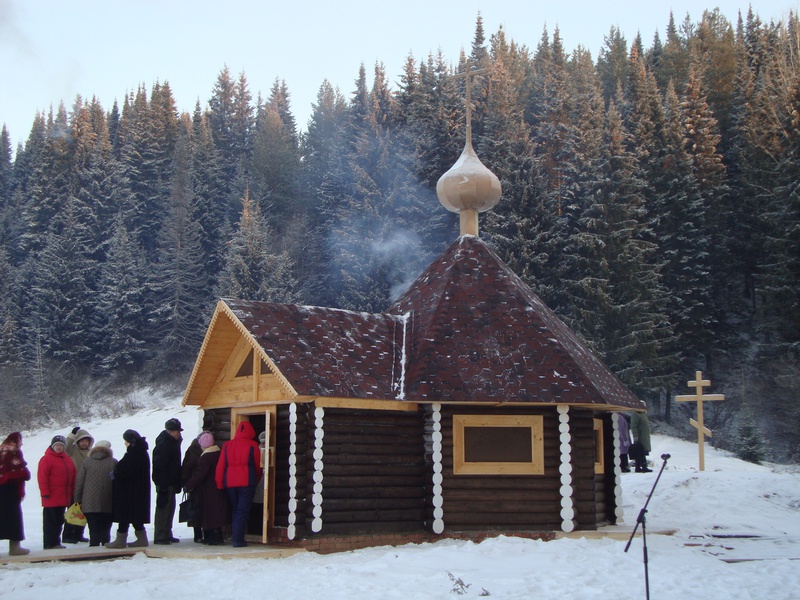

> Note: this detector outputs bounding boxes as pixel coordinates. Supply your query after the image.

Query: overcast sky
[1,1,797,151]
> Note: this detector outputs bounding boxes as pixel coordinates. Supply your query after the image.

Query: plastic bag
[65,502,87,526]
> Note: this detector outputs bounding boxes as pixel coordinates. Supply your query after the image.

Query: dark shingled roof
[387,236,644,409]
[224,300,405,399]
[221,236,644,410]
[217,236,644,409]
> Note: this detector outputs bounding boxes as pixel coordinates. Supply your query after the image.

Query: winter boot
[205,529,225,546]
[128,528,149,547]
[9,540,30,556]
[105,531,128,549]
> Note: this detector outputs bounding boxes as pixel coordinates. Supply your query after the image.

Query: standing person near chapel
[63,426,93,543]
[152,418,183,544]
[0,432,31,556]
[38,435,76,550]
[215,421,261,548]
[74,439,117,546]
[630,411,653,473]
[107,429,150,548]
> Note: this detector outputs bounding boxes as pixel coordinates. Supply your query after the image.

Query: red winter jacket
[215,421,262,489]
[38,447,77,508]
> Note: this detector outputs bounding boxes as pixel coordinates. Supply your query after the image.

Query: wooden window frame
[594,418,605,474]
[453,414,544,475]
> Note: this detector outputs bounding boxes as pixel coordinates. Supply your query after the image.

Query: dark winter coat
[75,445,117,514]
[0,433,30,541]
[185,446,230,530]
[215,421,261,489]
[152,430,182,488]
[38,446,77,508]
[112,437,151,525]
[180,438,202,487]
[66,428,94,475]
[631,412,652,453]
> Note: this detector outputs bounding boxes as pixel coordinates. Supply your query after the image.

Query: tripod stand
[624,453,670,600]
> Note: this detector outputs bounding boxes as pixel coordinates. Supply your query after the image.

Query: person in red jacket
[215,421,261,547]
[38,435,77,550]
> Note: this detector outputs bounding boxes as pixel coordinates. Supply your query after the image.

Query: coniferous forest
[1,9,798,461]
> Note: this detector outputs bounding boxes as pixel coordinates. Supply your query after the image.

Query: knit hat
[123,429,142,445]
[50,435,66,451]
[94,440,111,450]
[198,432,214,449]
[165,418,183,432]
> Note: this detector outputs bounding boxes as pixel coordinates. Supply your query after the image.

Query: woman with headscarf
[0,432,31,556]
[185,432,229,545]
[106,429,151,549]
[74,439,117,546]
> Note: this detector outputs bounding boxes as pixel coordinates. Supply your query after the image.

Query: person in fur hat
[106,430,151,549]
[74,440,117,546]
[0,432,31,556]
[152,417,183,545]
[185,432,229,546]
[38,435,77,549]
[63,426,94,543]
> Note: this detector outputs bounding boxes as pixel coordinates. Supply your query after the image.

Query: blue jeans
[226,486,256,545]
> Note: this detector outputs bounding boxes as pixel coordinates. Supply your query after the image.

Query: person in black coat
[152,418,183,544]
[184,432,229,546]
[106,429,151,549]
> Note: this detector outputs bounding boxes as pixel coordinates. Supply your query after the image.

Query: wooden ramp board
[554,525,677,541]
[685,533,800,562]
[1,541,305,565]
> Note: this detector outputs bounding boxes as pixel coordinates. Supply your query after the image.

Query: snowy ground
[2,391,799,599]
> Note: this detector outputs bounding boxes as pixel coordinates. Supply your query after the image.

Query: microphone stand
[624,453,670,600]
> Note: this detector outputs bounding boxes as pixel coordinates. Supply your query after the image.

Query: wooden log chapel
[181,74,646,552]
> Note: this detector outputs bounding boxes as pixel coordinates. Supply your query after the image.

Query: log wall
[201,408,232,444]
[304,407,427,536]
[430,405,604,532]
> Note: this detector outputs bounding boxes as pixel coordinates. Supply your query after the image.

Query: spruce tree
[215,190,296,303]
[148,118,208,371]
[96,216,149,375]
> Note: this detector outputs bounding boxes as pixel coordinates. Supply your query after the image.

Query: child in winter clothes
[38,435,77,549]
[74,440,117,546]
[0,432,31,556]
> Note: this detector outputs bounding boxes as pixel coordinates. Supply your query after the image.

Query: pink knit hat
[198,432,214,449]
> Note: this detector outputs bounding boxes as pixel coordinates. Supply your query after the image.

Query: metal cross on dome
[451,61,486,147]
[675,371,725,471]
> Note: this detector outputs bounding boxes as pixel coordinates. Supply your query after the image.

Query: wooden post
[675,371,725,471]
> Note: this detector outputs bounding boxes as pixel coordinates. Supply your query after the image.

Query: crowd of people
[0,417,263,556]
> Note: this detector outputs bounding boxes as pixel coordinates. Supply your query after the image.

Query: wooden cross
[450,62,486,148]
[675,371,725,471]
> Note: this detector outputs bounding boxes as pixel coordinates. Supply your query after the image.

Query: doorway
[231,407,275,544]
